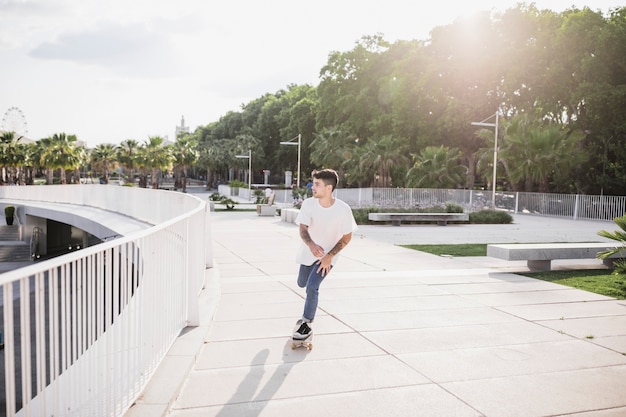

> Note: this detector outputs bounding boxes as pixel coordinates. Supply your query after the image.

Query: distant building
[175,115,190,140]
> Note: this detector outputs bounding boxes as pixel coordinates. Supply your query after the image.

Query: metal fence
[218,184,625,222]
[0,185,210,416]
[336,188,626,222]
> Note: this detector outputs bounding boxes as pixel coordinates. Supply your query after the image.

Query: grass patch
[401,244,487,257]
[522,269,626,299]
[402,243,626,299]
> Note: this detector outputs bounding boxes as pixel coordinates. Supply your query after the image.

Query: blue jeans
[297,262,332,322]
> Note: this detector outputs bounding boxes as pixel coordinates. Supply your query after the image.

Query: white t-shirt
[295,197,358,266]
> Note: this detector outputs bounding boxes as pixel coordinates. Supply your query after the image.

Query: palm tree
[91,143,118,184]
[142,136,172,189]
[597,214,626,274]
[0,131,26,184]
[117,139,140,185]
[309,128,357,183]
[172,134,198,193]
[358,135,408,187]
[406,145,466,188]
[38,133,81,184]
[497,115,587,192]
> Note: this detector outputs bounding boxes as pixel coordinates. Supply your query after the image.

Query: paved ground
[126,197,626,417]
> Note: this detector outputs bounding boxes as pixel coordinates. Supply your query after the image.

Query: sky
[0,0,621,148]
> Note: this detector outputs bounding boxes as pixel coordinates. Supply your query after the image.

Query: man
[293,169,358,340]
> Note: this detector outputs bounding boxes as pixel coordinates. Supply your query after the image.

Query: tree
[358,135,409,187]
[309,128,356,184]
[141,136,172,189]
[117,139,140,185]
[0,131,26,184]
[496,115,588,192]
[407,145,466,188]
[91,143,118,184]
[172,134,198,193]
[38,133,82,184]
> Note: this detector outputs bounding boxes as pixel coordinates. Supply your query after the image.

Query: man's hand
[316,254,333,276]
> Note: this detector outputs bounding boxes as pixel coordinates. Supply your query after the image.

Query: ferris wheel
[1,106,28,136]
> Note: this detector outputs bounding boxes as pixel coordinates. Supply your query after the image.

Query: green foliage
[4,206,15,217]
[469,210,513,224]
[208,193,238,210]
[229,180,247,188]
[209,192,223,201]
[253,189,267,204]
[407,146,467,189]
[597,214,626,274]
[445,203,464,213]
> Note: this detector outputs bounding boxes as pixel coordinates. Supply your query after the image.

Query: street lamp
[235,149,252,200]
[280,133,301,188]
[471,111,499,208]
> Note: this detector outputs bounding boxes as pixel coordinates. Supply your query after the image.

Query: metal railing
[332,188,625,222]
[0,185,211,416]
[218,184,625,222]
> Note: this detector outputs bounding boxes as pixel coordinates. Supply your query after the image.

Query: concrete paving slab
[362,320,570,354]
[335,307,521,332]
[538,315,626,339]
[127,208,626,417]
[175,355,430,409]
[442,365,626,417]
[399,339,626,382]
[207,315,352,343]
[462,288,614,306]
[498,299,626,320]
[196,333,385,370]
[169,385,484,417]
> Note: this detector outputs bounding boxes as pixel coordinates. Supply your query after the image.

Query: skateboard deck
[291,334,313,350]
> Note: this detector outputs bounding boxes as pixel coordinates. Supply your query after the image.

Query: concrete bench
[487,242,623,271]
[368,212,469,226]
[256,193,276,216]
[281,208,300,224]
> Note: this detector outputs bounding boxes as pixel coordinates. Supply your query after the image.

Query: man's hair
[312,169,339,191]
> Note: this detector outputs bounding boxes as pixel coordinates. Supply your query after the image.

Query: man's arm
[317,232,352,276]
[299,223,325,258]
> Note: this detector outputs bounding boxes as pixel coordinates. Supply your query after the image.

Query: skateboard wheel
[291,343,296,349]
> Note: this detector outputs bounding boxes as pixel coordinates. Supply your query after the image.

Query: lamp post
[471,111,499,208]
[279,133,301,188]
[235,149,252,200]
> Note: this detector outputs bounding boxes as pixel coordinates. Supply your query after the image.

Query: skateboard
[291,321,314,350]
[291,334,313,350]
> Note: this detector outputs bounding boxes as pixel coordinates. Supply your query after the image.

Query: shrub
[4,206,15,217]
[445,203,464,213]
[229,180,247,189]
[597,214,626,274]
[209,192,223,202]
[469,210,513,224]
[208,193,238,210]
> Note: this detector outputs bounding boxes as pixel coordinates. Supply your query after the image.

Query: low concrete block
[487,242,623,271]
[281,208,300,224]
[368,213,469,226]
[256,204,276,216]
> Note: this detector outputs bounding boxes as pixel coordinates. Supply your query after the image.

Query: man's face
[311,178,330,197]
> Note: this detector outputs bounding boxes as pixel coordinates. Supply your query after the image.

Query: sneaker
[293,320,312,340]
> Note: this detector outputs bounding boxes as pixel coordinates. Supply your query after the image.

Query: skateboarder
[292,168,358,340]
